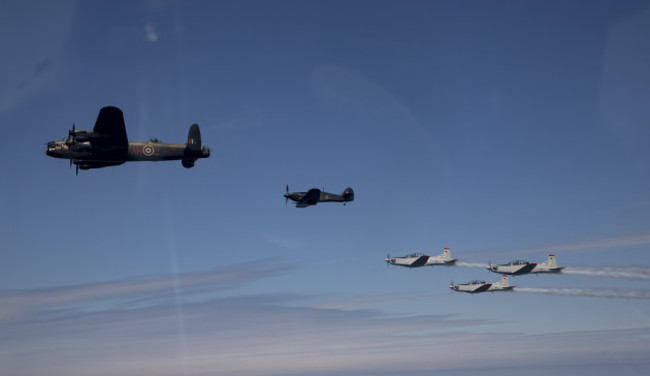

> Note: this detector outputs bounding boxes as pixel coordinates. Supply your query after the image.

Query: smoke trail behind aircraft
[514,287,650,300]
[562,266,650,280]
[456,262,650,281]
[456,262,488,268]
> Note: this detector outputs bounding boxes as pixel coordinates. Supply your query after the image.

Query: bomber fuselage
[46,138,210,163]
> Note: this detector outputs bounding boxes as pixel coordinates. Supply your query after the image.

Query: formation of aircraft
[385,248,457,268]
[284,185,354,208]
[385,249,566,293]
[450,275,514,293]
[488,254,564,275]
[45,106,573,296]
[46,106,210,174]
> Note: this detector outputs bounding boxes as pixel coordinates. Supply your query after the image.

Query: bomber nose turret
[46,141,59,156]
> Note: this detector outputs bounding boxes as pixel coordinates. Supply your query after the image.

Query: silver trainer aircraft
[385,253,430,268]
[488,254,563,275]
[385,248,458,268]
[450,275,514,293]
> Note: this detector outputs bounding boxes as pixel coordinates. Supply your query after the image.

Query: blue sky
[1,1,650,375]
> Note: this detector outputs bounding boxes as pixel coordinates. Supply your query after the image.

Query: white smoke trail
[456,262,650,281]
[562,266,650,280]
[456,262,488,269]
[514,287,650,300]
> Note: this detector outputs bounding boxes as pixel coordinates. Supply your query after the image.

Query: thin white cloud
[0,261,288,324]
[1,264,649,375]
[463,232,650,259]
[144,23,159,42]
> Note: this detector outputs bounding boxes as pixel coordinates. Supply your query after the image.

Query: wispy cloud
[0,261,289,324]
[1,263,650,375]
[463,233,650,259]
[144,23,159,42]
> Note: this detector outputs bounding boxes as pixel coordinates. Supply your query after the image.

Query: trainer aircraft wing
[93,106,128,147]
[411,254,429,267]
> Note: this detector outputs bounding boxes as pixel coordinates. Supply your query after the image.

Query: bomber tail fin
[183,124,209,168]
[186,123,202,153]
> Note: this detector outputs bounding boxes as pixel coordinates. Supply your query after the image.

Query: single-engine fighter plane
[46,106,210,174]
[450,275,514,293]
[487,259,537,276]
[284,185,354,208]
[385,253,430,268]
[425,248,458,266]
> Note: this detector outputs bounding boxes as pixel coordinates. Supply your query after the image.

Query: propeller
[68,123,77,150]
[75,163,79,176]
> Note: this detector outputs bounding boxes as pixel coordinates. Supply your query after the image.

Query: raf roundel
[142,144,155,156]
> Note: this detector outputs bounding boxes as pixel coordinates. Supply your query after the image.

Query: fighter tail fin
[441,248,453,260]
[342,187,354,202]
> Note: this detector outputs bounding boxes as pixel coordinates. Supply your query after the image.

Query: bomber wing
[93,106,128,148]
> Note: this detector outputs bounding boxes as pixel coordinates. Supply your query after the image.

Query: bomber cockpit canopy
[149,137,160,143]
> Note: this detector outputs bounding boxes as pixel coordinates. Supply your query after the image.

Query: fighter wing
[92,106,128,147]
[298,188,321,206]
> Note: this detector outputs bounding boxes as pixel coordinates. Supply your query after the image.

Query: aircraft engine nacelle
[182,158,195,168]
[342,187,355,202]
[73,141,93,151]
[70,131,105,142]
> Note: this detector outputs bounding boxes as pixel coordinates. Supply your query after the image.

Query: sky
[1,0,650,375]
